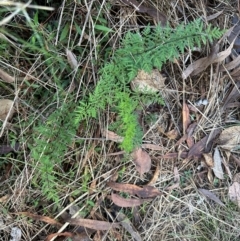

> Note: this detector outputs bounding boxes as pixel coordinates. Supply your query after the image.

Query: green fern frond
[75,19,225,152]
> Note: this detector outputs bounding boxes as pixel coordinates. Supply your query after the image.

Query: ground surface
[1,0,240,241]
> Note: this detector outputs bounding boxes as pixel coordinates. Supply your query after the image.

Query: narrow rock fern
[76,19,224,152]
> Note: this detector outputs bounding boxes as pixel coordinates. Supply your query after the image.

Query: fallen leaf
[16,212,62,227]
[116,212,142,241]
[0,99,14,121]
[186,122,197,148]
[67,218,119,230]
[218,126,240,151]
[207,169,214,184]
[10,227,21,241]
[132,148,151,176]
[203,153,214,167]
[131,69,165,93]
[206,10,223,21]
[102,129,124,143]
[0,68,14,83]
[66,49,78,69]
[182,102,190,134]
[182,38,236,79]
[213,147,224,179]
[198,188,225,206]
[111,193,151,207]
[165,129,179,140]
[188,135,209,158]
[107,182,161,198]
[45,232,74,241]
[0,194,10,203]
[229,182,240,207]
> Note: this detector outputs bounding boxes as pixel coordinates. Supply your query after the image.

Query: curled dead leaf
[203,153,214,167]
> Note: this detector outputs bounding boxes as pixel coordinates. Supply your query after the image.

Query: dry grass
[1,0,240,240]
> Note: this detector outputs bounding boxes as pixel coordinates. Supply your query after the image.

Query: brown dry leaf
[207,169,214,184]
[66,49,78,69]
[182,102,190,134]
[218,126,240,151]
[147,162,160,185]
[0,194,10,203]
[0,99,14,121]
[0,68,14,83]
[141,143,164,151]
[107,182,161,198]
[182,40,235,79]
[16,212,62,227]
[203,153,214,167]
[111,193,151,207]
[213,147,224,179]
[165,129,179,140]
[186,122,197,148]
[229,181,240,207]
[67,217,119,230]
[188,135,209,158]
[45,232,74,241]
[116,212,142,241]
[102,129,124,143]
[198,188,225,206]
[132,148,151,176]
[130,69,165,93]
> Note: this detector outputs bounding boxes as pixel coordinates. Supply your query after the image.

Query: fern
[75,19,224,152]
[30,103,76,202]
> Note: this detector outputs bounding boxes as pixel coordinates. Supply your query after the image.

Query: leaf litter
[107,182,161,198]
[132,148,151,176]
[198,188,225,207]
[213,147,224,179]
[111,193,152,208]
[217,126,240,151]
